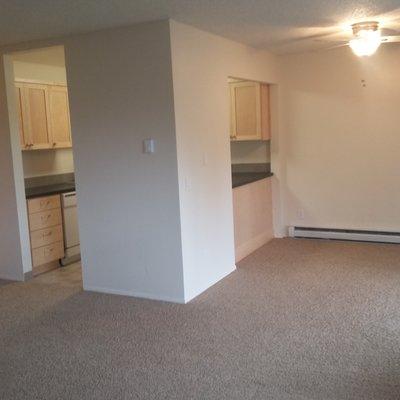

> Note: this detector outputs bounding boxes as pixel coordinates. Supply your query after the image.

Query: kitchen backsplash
[230,140,270,164]
[22,148,74,178]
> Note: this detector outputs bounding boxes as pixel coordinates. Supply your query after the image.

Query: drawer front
[30,225,63,249]
[28,195,61,214]
[29,208,62,231]
[32,241,64,267]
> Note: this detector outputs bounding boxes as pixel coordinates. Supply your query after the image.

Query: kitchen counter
[232,163,273,188]
[232,171,273,188]
[25,173,75,199]
[25,182,76,199]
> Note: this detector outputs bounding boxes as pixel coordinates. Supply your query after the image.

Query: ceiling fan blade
[380,28,400,36]
[314,38,348,44]
[382,35,400,43]
[315,42,349,52]
[325,43,349,50]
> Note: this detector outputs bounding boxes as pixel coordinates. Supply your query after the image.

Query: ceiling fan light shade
[349,29,381,56]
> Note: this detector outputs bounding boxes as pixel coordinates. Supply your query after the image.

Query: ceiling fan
[324,21,400,56]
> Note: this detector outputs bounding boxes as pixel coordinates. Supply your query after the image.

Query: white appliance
[61,191,81,265]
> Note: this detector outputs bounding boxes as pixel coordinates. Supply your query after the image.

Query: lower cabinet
[31,242,64,269]
[27,194,65,275]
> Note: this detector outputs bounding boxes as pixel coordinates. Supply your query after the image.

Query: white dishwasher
[61,191,81,265]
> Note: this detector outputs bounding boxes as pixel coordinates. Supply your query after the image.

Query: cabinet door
[48,86,72,148]
[230,81,261,141]
[23,84,52,150]
[14,83,30,149]
[260,84,271,140]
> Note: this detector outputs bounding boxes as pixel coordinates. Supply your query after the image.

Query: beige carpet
[1,239,400,399]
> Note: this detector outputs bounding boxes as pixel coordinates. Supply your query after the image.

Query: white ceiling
[2,0,400,54]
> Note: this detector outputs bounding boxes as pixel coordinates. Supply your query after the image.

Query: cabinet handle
[53,142,57,147]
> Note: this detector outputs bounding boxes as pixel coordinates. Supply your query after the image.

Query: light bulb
[349,29,381,56]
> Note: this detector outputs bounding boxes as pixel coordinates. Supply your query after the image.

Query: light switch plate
[143,138,155,154]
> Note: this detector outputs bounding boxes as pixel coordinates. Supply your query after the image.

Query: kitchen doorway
[4,45,82,281]
[228,76,275,262]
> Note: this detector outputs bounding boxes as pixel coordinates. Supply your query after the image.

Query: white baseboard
[289,226,400,244]
[235,231,274,262]
[83,285,186,304]
[0,271,23,281]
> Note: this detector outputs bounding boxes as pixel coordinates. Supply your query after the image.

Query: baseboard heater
[288,226,400,244]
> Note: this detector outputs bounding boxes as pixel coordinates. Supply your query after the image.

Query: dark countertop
[25,182,76,199]
[232,171,273,188]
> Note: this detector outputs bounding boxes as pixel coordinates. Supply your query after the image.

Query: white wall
[0,59,24,280]
[233,178,274,262]
[12,46,74,178]
[169,20,281,301]
[64,21,185,302]
[280,45,400,231]
[0,20,282,298]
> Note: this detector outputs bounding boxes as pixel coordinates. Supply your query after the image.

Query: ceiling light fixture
[349,21,381,56]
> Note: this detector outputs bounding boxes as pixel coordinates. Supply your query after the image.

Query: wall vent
[288,226,400,244]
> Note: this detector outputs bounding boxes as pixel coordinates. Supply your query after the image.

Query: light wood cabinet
[28,208,62,232]
[24,83,52,150]
[31,241,64,269]
[30,225,63,249]
[15,83,29,149]
[27,194,65,275]
[229,81,271,141]
[48,86,72,148]
[15,81,72,151]
[27,195,61,214]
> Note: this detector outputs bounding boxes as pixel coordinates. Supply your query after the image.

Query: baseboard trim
[289,226,400,244]
[83,285,186,304]
[0,271,23,281]
[235,231,274,262]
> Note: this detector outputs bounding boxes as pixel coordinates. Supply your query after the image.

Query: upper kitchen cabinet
[15,83,29,149]
[229,81,271,141]
[15,81,72,151]
[21,83,52,150]
[48,86,72,149]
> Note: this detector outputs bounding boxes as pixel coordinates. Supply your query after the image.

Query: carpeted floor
[1,238,400,399]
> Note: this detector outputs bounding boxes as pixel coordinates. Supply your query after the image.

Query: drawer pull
[43,231,53,237]
[41,214,51,221]
[40,200,51,207]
